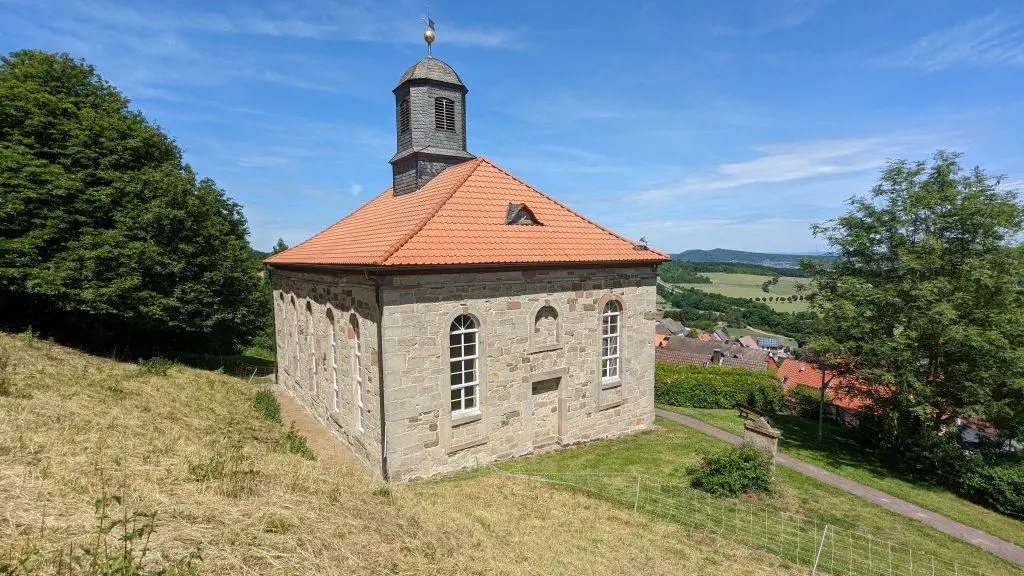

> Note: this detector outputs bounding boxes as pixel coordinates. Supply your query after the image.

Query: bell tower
[390,19,474,196]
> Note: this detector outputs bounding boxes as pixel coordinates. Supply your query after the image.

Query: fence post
[887,543,893,576]
[633,474,640,513]
[764,508,769,551]
[798,517,802,563]
[811,524,830,575]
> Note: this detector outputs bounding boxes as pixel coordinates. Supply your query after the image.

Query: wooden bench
[737,403,765,422]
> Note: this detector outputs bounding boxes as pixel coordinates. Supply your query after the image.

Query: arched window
[533,305,559,347]
[449,314,479,414]
[290,296,298,374]
[398,98,410,133]
[351,315,364,432]
[601,301,620,381]
[306,302,317,393]
[434,97,455,131]
[327,309,339,412]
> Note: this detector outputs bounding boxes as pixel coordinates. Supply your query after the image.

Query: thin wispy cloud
[883,12,1024,71]
[641,133,936,200]
[348,183,364,197]
[712,0,825,36]
[238,156,291,168]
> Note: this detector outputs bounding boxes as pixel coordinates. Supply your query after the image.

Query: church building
[265,29,668,481]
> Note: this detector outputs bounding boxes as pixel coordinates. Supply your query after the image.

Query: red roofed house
[777,359,867,410]
[264,48,668,481]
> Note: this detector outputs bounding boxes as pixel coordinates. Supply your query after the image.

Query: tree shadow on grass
[772,413,898,480]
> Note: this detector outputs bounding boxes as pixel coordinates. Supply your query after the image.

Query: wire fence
[497,470,995,576]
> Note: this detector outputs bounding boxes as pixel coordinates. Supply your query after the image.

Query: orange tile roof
[265,158,669,267]
[777,359,868,410]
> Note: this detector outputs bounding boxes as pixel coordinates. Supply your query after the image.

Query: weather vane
[423,12,436,57]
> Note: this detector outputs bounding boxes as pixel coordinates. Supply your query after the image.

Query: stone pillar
[743,416,781,469]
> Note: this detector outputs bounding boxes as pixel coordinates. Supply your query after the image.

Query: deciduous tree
[0,50,268,354]
[807,151,1024,446]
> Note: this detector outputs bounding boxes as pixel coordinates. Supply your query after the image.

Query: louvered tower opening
[434,97,455,131]
[398,98,411,133]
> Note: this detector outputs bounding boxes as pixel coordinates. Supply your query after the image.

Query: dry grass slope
[0,334,806,575]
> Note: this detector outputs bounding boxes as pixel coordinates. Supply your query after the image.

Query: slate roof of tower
[265,157,669,267]
[397,56,464,87]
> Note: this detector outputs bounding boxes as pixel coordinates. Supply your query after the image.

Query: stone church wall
[270,268,384,476]
[379,266,658,481]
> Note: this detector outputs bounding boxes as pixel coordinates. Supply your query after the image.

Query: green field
[676,272,811,312]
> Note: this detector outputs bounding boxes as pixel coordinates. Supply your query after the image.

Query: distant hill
[672,249,831,269]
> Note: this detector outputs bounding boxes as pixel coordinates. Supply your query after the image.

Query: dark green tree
[806,151,1024,446]
[0,50,267,354]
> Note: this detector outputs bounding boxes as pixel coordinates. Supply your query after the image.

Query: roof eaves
[263,186,396,265]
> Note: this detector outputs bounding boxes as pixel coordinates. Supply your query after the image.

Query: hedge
[957,459,1024,519]
[655,363,783,413]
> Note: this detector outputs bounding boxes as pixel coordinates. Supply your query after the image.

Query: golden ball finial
[424,28,435,44]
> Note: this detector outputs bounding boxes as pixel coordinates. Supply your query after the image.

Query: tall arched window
[351,315,364,432]
[327,309,339,412]
[306,302,317,393]
[398,98,410,133]
[290,296,298,374]
[449,315,479,414]
[434,97,455,131]
[601,301,620,381]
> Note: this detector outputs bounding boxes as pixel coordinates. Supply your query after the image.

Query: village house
[655,337,772,371]
[264,39,668,481]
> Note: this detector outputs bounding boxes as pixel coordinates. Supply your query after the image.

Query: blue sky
[2,0,1022,254]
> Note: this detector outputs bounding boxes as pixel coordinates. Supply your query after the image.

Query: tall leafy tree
[0,50,268,354]
[806,151,1024,449]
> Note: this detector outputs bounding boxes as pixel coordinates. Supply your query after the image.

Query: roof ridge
[378,158,485,265]
[266,186,395,264]
[475,158,669,260]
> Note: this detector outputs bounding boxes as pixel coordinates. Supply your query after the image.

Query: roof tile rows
[777,359,867,410]
[266,158,669,268]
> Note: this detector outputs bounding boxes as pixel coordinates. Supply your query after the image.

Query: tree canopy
[806,151,1024,445]
[0,50,270,354]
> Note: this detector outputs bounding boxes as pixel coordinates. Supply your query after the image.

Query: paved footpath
[655,408,1024,567]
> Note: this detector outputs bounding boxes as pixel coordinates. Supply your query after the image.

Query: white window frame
[329,312,339,412]
[449,314,480,416]
[352,316,365,433]
[307,305,317,393]
[601,301,620,381]
[290,298,299,375]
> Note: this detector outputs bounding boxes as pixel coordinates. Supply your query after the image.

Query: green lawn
[676,272,810,312]
[660,406,1024,551]
[500,417,1021,576]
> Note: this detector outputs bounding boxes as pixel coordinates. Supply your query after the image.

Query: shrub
[958,459,1024,519]
[281,423,316,461]
[252,389,282,423]
[690,444,773,497]
[138,356,175,376]
[655,363,782,413]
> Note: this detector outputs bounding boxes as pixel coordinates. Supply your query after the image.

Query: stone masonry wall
[271,268,383,475]
[380,266,658,481]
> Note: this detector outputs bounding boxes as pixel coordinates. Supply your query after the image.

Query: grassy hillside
[0,333,805,575]
[676,273,810,312]
[673,249,829,268]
